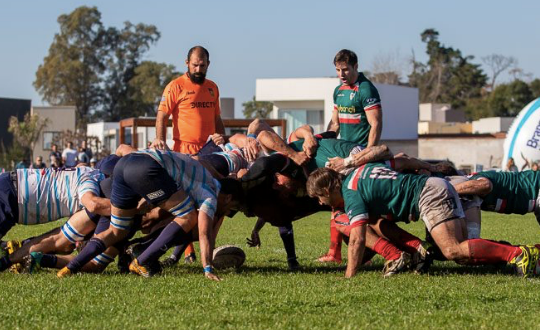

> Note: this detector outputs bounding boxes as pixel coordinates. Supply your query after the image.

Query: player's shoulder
[357,73,379,93]
[204,78,219,90]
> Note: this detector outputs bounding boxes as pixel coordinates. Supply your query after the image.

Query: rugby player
[322,49,384,263]
[56,149,235,281]
[453,170,540,225]
[151,46,225,263]
[0,166,109,271]
[307,166,540,278]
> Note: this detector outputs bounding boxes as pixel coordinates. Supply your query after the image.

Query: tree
[368,49,404,85]
[128,61,181,117]
[8,113,49,160]
[488,80,533,117]
[481,54,517,89]
[409,29,487,108]
[530,79,540,99]
[34,6,108,128]
[243,96,273,119]
[101,22,161,121]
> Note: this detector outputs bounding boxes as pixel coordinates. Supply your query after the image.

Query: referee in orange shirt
[151,46,225,264]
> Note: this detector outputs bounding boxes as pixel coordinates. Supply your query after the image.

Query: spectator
[89,158,97,169]
[77,146,90,165]
[16,157,30,169]
[49,143,62,167]
[81,140,93,161]
[50,155,61,169]
[505,157,518,172]
[31,156,46,169]
[62,141,78,167]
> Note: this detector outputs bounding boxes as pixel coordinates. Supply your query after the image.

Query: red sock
[467,239,521,264]
[391,231,422,254]
[372,238,402,261]
[328,220,343,258]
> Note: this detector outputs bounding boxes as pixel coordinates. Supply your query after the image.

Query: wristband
[344,156,354,167]
[247,133,257,139]
[203,265,213,274]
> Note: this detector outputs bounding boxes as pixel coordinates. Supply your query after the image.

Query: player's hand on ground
[205,272,222,281]
[303,137,318,158]
[210,133,225,146]
[244,137,259,162]
[150,138,169,150]
[292,151,309,166]
[247,231,261,248]
[327,157,346,172]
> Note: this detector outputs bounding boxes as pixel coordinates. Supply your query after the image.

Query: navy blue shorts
[196,140,222,156]
[111,153,177,209]
[0,173,18,238]
[199,153,229,177]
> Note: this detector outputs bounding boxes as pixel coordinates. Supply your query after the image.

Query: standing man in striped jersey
[320,49,383,263]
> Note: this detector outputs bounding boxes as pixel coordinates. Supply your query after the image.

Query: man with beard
[151,46,225,262]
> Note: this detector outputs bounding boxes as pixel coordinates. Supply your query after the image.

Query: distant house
[32,106,76,165]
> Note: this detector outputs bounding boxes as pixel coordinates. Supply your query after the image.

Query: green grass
[1,212,540,330]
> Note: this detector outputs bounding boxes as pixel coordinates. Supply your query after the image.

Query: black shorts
[111,154,178,209]
[0,173,18,238]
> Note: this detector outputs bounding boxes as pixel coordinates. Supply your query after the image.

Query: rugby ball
[503,97,540,169]
[212,245,246,270]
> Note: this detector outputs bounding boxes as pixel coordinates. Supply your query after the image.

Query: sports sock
[278,225,297,262]
[467,239,522,264]
[40,254,58,268]
[66,238,107,272]
[137,222,191,266]
[391,231,422,254]
[184,243,195,257]
[0,256,12,272]
[372,238,402,261]
[328,220,343,258]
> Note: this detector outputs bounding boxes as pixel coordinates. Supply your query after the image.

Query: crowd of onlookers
[505,155,539,172]
[13,141,96,170]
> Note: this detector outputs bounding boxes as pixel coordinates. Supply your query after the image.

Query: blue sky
[1,0,539,117]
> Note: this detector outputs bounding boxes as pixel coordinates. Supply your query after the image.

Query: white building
[32,106,76,165]
[256,77,419,156]
[472,117,514,134]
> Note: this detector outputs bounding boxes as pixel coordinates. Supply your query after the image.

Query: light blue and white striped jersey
[16,167,104,225]
[136,149,220,219]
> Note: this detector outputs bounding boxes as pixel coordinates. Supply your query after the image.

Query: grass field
[1,211,540,330]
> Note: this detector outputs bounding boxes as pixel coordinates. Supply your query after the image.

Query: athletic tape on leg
[92,252,115,266]
[61,221,86,243]
[168,196,195,217]
[111,214,134,230]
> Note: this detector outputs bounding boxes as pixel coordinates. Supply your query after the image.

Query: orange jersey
[158,73,221,147]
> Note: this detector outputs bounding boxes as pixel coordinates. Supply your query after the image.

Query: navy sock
[138,222,190,265]
[278,225,297,262]
[169,243,190,261]
[0,256,13,272]
[40,254,58,268]
[66,238,106,272]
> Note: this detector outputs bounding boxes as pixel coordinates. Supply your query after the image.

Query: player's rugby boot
[57,267,72,278]
[22,252,43,274]
[6,240,22,274]
[510,245,540,278]
[411,241,433,274]
[383,252,412,278]
[129,258,161,278]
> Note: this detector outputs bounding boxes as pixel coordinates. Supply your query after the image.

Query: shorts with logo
[0,173,18,238]
[111,153,178,209]
[418,177,465,232]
